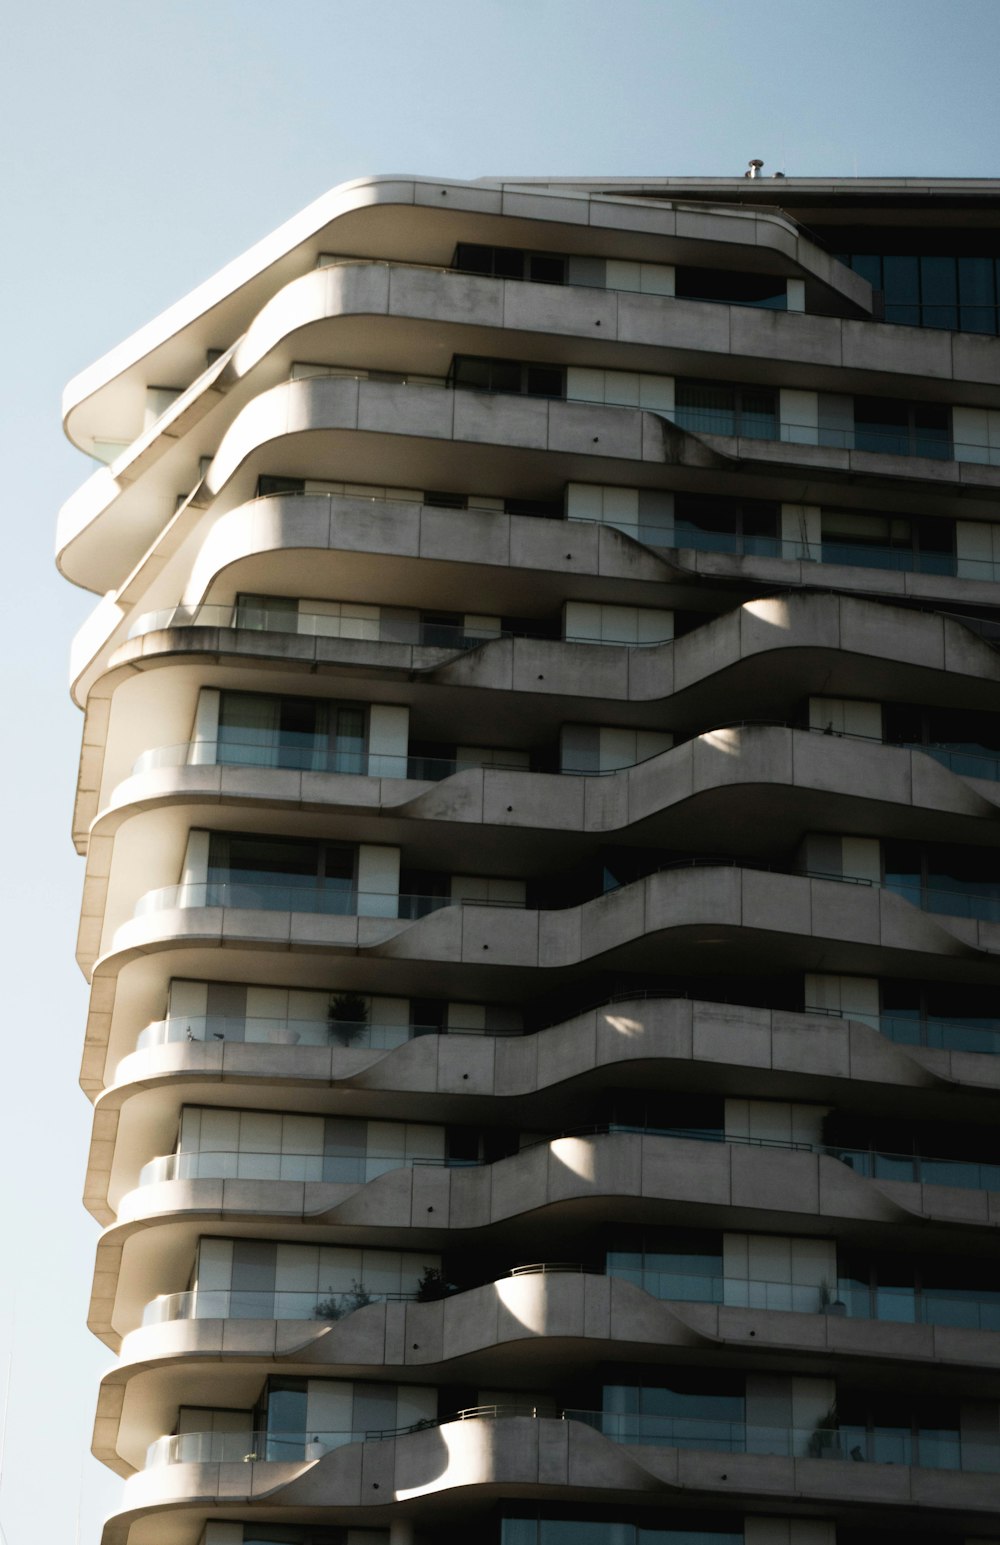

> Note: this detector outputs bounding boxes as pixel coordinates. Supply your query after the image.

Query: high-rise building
[60,171,1000,1545]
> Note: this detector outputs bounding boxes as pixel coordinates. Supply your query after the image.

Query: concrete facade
[59,173,1000,1545]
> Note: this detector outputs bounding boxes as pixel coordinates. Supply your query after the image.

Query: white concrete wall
[725,1099,828,1147]
[807,697,883,739]
[723,1233,837,1311]
[956,520,1000,579]
[605,258,675,295]
[746,1521,834,1545]
[786,278,806,312]
[181,830,210,890]
[780,388,818,445]
[189,689,221,765]
[564,601,673,645]
[781,503,822,555]
[367,704,409,777]
[451,876,527,907]
[357,845,401,917]
[566,367,674,412]
[804,973,880,1029]
[954,406,1000,467]
[799,833,881,883]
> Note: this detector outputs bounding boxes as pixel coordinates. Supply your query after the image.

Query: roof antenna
[745,158,764,180]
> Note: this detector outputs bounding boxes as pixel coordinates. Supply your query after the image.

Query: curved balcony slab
[76,728,1000,974]
[70,496,691,706]
[99,590,1000,731]
[91,1130,1000,1348]
[90,863,1000,1013]
[86,996,1000,1221]
[70,488,1000,720]
[100,1411,1000,1545]
[98,1273,1000,1473]
[65,176,871,452]
[60,360,1000,597]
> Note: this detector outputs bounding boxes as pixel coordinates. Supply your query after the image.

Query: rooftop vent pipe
[745,159,765,179]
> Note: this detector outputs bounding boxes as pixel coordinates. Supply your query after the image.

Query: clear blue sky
[2,1,999,1541]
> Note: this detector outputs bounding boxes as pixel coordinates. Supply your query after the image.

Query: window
[673,495,779,557]
[852,398,951,460]
[606,1227,723,1304]
[819,510,955,574]
[453,243,566,285]
[450,355,566,398]
[841,252,1000,335]
[206,833,356,913]
[674,381,777,440]
[675,266,786,309]
[217,691,367,774]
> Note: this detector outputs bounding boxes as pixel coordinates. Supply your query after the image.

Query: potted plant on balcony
[314,1279,374,1321]
[818,1279,848,1316]
[416,1266,457,1302]
[328,990,369,1047]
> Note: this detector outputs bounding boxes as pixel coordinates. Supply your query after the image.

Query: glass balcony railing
[138,1148,453,1186]
[141,1285,415,1326]
[137,1266,1000,1333]
[132,1013,512,1055]
[672,411,956,462]
[128,603,506,647]
[610,1268,1000,1330]
[562,1410,995,1471]
[130,738,531,782]
[146,1410,1000,1473]
[136,1123,1000,1196]
[146,1428,365,1466]
[883,877,1000,925]
[131,880,522,921]
[873,1011,1000,1056]
[126,602,669,650]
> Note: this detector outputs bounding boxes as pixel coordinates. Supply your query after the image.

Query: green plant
[314,1279,374,1320]
[806,1401,841,1459]
[328,990,369,1046]
[416,1266,456,1302]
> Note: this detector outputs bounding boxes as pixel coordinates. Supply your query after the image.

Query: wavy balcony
[102,1408,1000,1545]
[91,1128,1000,1348]
[65,175,868,452]
[101,591,1000,737]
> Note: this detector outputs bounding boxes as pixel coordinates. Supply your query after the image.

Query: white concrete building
[60,172,1000,1545]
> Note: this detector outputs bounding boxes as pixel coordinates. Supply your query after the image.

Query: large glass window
[606,1227,723,1304]
[453,243,567,285]
[675,266,786,309]
[840,252,1000,335]
[674,381,777,440]
[207,834,356,913]
[502,1518,742,1545]
[673,495,780,557]
[852,398,951,460]
[819,510,955,574]
[218,691,366,774]
[450,355,565,398]
[603,1374,745,1450]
